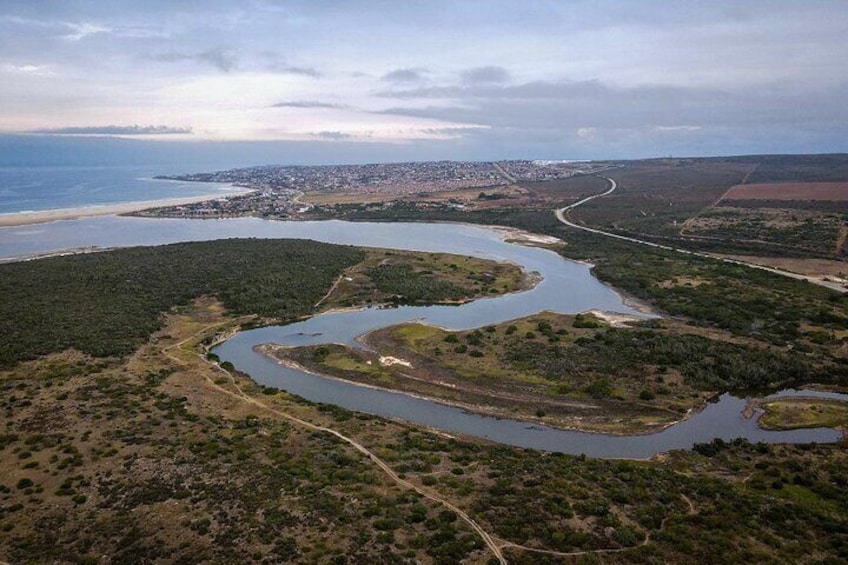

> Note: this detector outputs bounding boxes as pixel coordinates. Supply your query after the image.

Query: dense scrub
[506,328,814,392]
[381,429,848,563]
[366,263,469,303]
[0,349,485,564]
[0,239,365,366]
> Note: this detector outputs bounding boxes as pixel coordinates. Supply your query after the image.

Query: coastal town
[139,159,613,220]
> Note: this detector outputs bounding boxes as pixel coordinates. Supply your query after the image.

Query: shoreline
[0,188,254,228]
[255,342,699,440]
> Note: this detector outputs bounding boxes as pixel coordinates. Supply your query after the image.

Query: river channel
[1,215,844,458]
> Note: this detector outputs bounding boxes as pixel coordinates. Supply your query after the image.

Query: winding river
[1,215,844,458]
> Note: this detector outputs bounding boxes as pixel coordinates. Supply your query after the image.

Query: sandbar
[0,190,254,227]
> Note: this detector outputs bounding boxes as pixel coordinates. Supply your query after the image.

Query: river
[1,215,844,457]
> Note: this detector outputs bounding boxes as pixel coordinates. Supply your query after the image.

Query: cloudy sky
[1,0,847,162]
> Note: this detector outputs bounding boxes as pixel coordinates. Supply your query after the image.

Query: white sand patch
[379,356,413,368]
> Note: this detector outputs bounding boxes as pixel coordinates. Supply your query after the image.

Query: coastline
[0,189,254,228]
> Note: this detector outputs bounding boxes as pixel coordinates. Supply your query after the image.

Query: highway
[554,177,847,293]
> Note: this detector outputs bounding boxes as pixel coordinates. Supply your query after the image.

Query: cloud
[420,126,487,138]
[460,65,510,84]
[382,68,425,82]
[270,101,346,109]
[312,131,354,140]
[151,48,237,72]
[653,125,702,133]
[265,61,322,77]
[29,125,192,136]
[3,64,51,75]
[62,21,111,41]
[375,78,848,144]
[576,127,596,140]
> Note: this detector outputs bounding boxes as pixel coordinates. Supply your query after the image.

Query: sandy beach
[0,190,254,228]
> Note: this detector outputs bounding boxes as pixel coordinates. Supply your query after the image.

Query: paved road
[554,177,846,293]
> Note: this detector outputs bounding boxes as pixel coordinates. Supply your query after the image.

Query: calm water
[0,165,241,215]
[0,215,843,457]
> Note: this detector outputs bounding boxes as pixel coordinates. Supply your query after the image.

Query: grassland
[758,398,848,431]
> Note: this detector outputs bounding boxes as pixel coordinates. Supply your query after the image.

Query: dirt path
[162,322,508,564]
[679,163,755,238]
[313,273,345,309]
[836,223,847,256]
[500,492,696,559]
[161,319,710,563]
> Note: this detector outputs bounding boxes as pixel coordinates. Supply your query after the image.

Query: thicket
[366,263,467,303]
[505,329,818,392]
[0,239,365,366]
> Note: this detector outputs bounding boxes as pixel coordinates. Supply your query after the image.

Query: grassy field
[759,398,848,430]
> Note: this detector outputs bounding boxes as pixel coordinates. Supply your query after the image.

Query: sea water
[0,165,238,215]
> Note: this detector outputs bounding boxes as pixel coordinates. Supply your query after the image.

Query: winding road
[555,177,847,293]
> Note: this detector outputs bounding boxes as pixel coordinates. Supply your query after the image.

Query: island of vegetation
[264,309,837,434]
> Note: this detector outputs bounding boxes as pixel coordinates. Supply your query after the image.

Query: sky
[1,0,847,164]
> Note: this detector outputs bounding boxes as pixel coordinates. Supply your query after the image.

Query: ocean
[0,165,240,215]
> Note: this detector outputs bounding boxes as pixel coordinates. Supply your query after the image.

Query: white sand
[0,189,254,227]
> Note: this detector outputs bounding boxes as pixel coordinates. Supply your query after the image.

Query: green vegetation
[759,398,848,430]
[379,429,848,563]
[0,239,366,366]
[367,263,469,303]
[1,224,847,562]
[275,311,841,433]
[321,248,526,309]
[0,347,485,563]
[314,192,848,354]
[562,230,848,350]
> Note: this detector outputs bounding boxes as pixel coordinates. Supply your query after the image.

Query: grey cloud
[270,101,346,109]
[420,126,484,137]
[460,66,510,84]
[150,48,236,72]
[259,51,322,77]
[381,68,425,82]
[29,125,192,135]
[375,78,848,136]
[266,62,322,77]
[374,85,464,99]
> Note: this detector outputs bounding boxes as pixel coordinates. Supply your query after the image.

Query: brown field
[724,182,848,201]
[302,184,525,205]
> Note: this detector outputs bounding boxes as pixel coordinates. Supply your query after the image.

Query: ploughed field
[724,182,848,202]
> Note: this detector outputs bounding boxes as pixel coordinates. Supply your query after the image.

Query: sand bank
[0,190,253,228]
